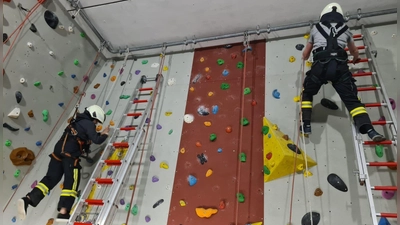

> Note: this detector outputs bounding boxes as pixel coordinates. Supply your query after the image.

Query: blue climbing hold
[217,148,222,153]
[212,105,219,114]
[36,141,42,147]
[71,74,76,79]
[268,134,271,138]
[94,61,98,65]
[222,69,229,76]
[378,217,390,225]
[188,175,197,186]
[12,216,16,223]
[103,73,107,78]
[105,101,109,105]
[58,102,64,107]
[24,126,30,131]
[12,184,18,190]
[272,89,280,99]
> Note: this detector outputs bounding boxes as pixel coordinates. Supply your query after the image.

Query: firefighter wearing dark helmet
[300,3,385,142]
[17,105,110,222]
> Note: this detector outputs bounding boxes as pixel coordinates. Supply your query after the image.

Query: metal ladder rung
[104,159,122,166]
[95,178,114,185]
[125,112,142,117]
[371,120,393,125]
[364,102,387,107]
[85,199,104,206]
[376,213,397,218]
[344,45,366,51]
[348,58,371,64]
[363,140,394,145]
[367,162,397,167]
[113,142,129,148]
[139,87,153,91]
[353,72,376,77]
[117,127,136,131]
[133,99,148,103]
[357,86,380,91]
[74,223,92,225]
[371,186,397,191]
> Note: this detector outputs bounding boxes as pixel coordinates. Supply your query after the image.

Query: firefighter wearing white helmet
[299,3,385,142]
[17,104,109,222]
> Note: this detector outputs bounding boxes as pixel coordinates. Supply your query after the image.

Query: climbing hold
[210,133,217,141]
[184,114,194,123]
[204,75,211,81]
[195,142,202,147]
[179,200,186,206]
[83,76,89,82]
[272,89,280,99]
[168,129,173,135]
[381,190,395,200]
[131,204,138,215]
[203,121,212,127]
[303,33,310,39]
[109,120,115,126]
[120,199,125,205]
[27,110,34,118]
[14,169,20,178]
[287,143,301,154]
[151,63,159,68]
[224,45,232,48]
[96,125,102,132]
[3,123,19,132]
[237,193,245,203]
[90,94,96,100]
[217,148,222,153]
[251,100,257,106]
[239,153,246,162]
[218,200,225,209]
[3,33,8,42]
[282,135,289,140]
[236,62,244,68]
[321,98,338,110]
[141,60,148,64]
[15,91,23,104]
[44,10,59,29]
[262,126,269,135]
[231,53,237,59]
[106,110,112,115]
[189,87,194,91]
[306,60,313,67]
[129,185,135,190]
[272,124,278,130]
[266,152,272,160]
[107,170,113,176]
[219,82,230,90]
[152,199,164,208]
[212,105,219,114]
[304,170,313,177]
[145,215,151,223]
[327,173,348,192]
[73,86,79,94]
[180,148,185,154]
[119,95,130,99]
[134,70,140,75]
[7,108,20,119]
[200,57,205,62]
[225,126,232,133]
[110,76,116,81]
[197,153,207,165]
[163,66,168,71]
[217,59,225,65]
[120,81,126,86]
[5,140,12,147]
[34,81,41,87]
[73,59,79,66]
[241,118,249,126]
[110,64,115,69]
[168,78,176,86]
[389,98,395,110]
[152,176,159,182]
[12,216,16,223]
[378,217,390,225]
[35,141,42,147]
[42,110,49,122]
[164,111,172,116]
[58,71,64,76]
[105,101,109,105]
[94,83,100,89]
[293,96,300,102]
[71,74,76,79]
[289,56,296,63]
[222,69,229,76]
[295,44,305,51]
[375,145,384,158]
[208,91,214,97]
[149,155,156,162]
[206,169,213,177]
[197,106,210,116]
[205,67,210,72]
[195,208,218,218]
[297,164,304,171]
[103,73,107,78]
[314,188,323,196]
[160,162,169,169]
[19,78,26,84]
[244,87,251,95]
[31,180,38,188]
[301,211,320,225]
[125,203,131,211]
[12,184,18,190]
[156,124,162,130]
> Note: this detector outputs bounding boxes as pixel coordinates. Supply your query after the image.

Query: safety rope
[124,47,167,225]
[2,47,102,212]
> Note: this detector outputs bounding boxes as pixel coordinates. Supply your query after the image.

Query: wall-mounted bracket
[357,8,362,20]
[256,25,260,35]
[266,24,271,34]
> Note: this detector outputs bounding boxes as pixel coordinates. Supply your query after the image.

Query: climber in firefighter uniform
[300,3,385,142]
[17,105,110,222]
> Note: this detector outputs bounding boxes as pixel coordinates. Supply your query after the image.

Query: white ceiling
[75,0,397,49]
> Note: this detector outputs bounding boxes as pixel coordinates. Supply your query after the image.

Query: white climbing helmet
[320,2,343,18]
[86,105,106,123]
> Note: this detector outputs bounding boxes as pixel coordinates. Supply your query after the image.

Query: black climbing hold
[140,75,147,84]
[44,10,59,29]
[327,173,348,192]
[152,199,164,208]
[120,81,126,86]
[3,123,19,132]
[296,44,305,51]
[287,143,301,154]
[321,98,339,110]
[3,33,8,42]
[301,211,320,225]
[224,45,232,49]
[29,24,37,33]
[15,91,23,103]
[197,153,207,165]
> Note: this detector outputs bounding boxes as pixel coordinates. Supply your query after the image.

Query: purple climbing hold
[31,180,37,189]
[135,70,141,75]
[120,199,125,205]
[83,75,89,82]
[150,155,156,162]
[378,116,386,125]
[389,98,395,110]
[382,190,395,199]
[107,170,113,176]
[134,98,138,101]
[119,68,124,75]
[146,118,150,123]
[91,94,96,99]
[156,124,162,130]
[152,176,159,182]
[357,69,365,74]
[145,216,151,222]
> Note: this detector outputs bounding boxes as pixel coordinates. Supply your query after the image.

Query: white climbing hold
[8,108,21,119]
[370,30,377,35]
[392,34,396,38]
[167,78,176,86]
[27,42,33,48]
[49,51,54,56]
[59,25,65,30]
[183,114,194,123]
[151,63,159,68]
[20,78,26,84]
[68,26,73,33]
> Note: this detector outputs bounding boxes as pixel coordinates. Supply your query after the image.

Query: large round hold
[44,10,59,29]
[301,211,320,225]
[3,33,8,42]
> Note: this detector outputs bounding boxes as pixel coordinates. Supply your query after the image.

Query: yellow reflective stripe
[72,169,78,191]
[61,189,77,194]
[302,101,312,104]
[301,101,313,109]
[60,189,77,197]
[350,107,367,117]
[301,105,313,109]
[36,186,47,196]
[60,193,77,197]
[36,183,49,195]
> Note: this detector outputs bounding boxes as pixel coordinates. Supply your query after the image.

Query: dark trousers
[27,142,81,212]
[301,61,373,134]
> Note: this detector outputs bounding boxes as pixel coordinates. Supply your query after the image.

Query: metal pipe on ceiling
[75,6,396,54]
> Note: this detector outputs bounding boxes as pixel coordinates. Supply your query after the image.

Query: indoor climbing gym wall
[264,24,397,225]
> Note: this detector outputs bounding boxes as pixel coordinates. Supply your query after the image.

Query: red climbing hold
[231,53,237,59]
[219,200,225,209]
[206,75,211,80]
[251,100,257,106]
[266,152,272,160]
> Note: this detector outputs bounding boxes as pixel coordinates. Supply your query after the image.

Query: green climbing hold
[217,59,225,65]
[142,60,148,64]
[14,169,20,178]
[239,152,246,162]
[58,71,64,76]
[106,110,112,116]
[5,140,12,147]
[125,203,130,211]
[373,84,379,87]
[74,59,79,66]
[168,129,173,135]
[42,109,49,122]
[237,62,244,69]
[220,83,230,90]
[263,165,270,175]
[80,32,86,37]
[119,95,130,99]
[244,87,251,95]
[236,193,245,203]
[241,118,249,126]
[375,145,384,158]
[262,126,269,135]
[210,133,217,141]
[34,81,41,87]
[131,204,138,215]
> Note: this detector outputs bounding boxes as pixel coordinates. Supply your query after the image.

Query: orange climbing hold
[204,121,212,127]
[110,64,115,69]
[218,200,225,209]
[206,169,213,177]
[225,126,232,133]
[205,67,210,72]
[73,86,79,94]
[208,92,214,97]
[195,142,202,147]
[195,208,218,218]
[200,57,205,62]
[94,83,100,89]
[190,87,194,92]
[109,120,115,126]
[96,125,102,131]
[110,76,116,82]
[27,110,34,118]
[46,218,54,225]
[180,148,186,154]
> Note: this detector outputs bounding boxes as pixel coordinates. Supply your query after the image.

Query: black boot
[17,197,30,220]
[299,120,312,135]
[56,213,70,222]
[367,129,386,142]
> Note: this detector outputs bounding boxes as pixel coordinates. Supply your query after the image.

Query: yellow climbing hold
[160,162,169,169]
[163,66,168,71]
[304,33,310,39]
[110,76,116,82]
[200,57,205,62]
[304,170,313,177]
[189,87,194,92]
[297,164,304,171]
[129,185,135,190]
[165,111,172,116]
[204,121,211,127]
[180,148,186,154]
[272,124,278,130]
[289,56,296,63]
[306,60,313,67]
[293,96,300,102]
[249,222,263,225]
[208,92,214,97]
[96,125,102,131]
[206,169,213,177]
[179,200,186,206]
[109,120,115,126]
[205,67,210,72]
[195,208,218,218]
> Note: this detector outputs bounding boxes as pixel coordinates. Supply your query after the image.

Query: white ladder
[351,25,397,225]
[67,72,164,225]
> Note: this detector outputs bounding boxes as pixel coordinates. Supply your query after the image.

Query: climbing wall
[2,0,104,213]
[264,24,397,225]
[168,42,265,225]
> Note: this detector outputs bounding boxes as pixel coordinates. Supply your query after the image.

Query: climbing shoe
[17,197,30,220]
[299,125,312,135]
[321,98,339,110]
[367,129,386,142]
[56,213,70,222]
